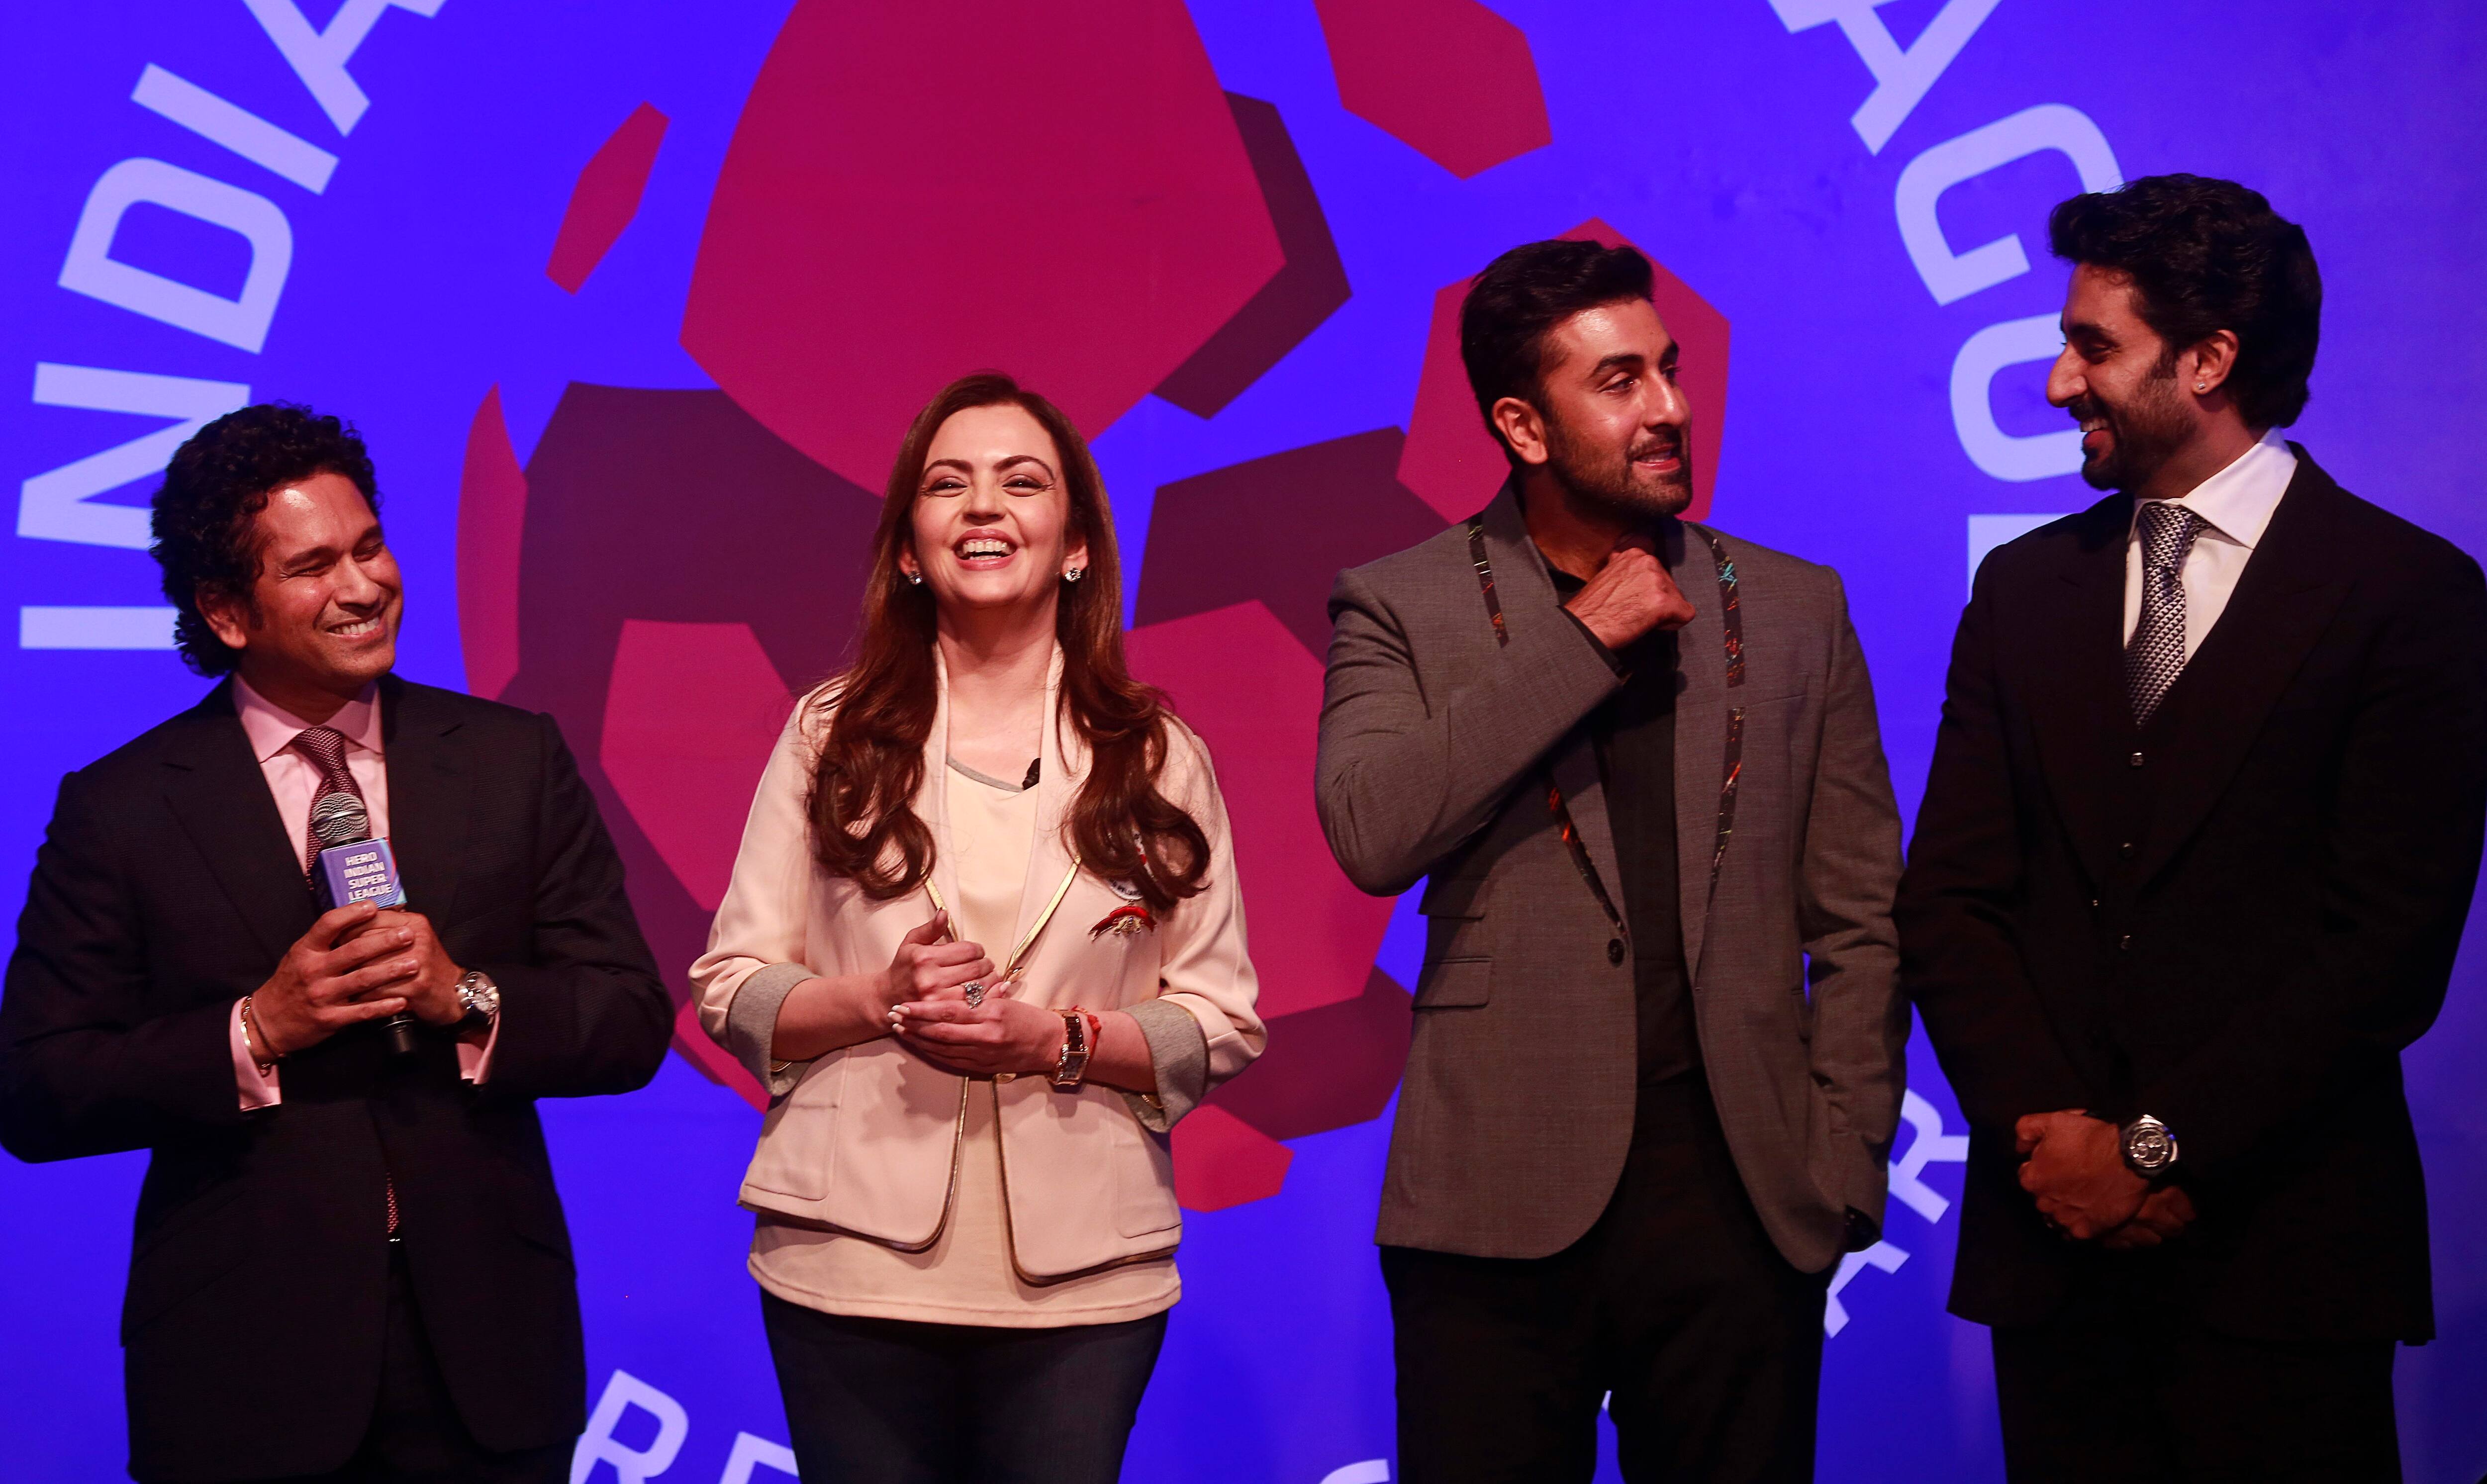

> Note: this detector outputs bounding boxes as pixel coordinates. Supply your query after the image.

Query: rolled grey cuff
[1119,997,1210,1133]
[727,962,815,1099]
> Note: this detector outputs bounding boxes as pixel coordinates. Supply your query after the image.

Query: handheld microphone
[309,795,419,1058]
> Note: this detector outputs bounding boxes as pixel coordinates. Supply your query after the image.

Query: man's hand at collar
[1562,530,1695,650]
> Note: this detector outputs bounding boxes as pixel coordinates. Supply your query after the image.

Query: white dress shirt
[2120,428,2299,658]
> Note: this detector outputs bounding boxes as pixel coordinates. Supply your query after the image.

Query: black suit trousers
[1382,1076,1831,1484]
[1990,1245,2397,1484]
[233,1248,569,1484]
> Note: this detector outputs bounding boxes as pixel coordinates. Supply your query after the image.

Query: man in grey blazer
[1318,239,1907,1483]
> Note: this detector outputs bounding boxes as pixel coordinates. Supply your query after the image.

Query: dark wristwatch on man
[2118,1114,2179,1179]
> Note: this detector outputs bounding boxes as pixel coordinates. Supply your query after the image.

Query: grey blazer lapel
[1479,485,1626,926]
[1669,519,1728,980]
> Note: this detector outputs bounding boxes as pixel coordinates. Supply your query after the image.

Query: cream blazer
[691,649,1264,1283]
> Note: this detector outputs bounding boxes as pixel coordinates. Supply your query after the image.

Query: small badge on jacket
[1090,902,1155,938]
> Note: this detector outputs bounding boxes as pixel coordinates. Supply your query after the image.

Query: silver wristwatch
[2119,1114,2179,1178]
[455,969,501,1023]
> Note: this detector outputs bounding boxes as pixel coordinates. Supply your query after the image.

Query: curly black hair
[2049,174,2322,429]
[1461,239,1656,466]
[148,403,381,676]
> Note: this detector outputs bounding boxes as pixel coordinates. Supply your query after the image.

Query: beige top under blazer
[692,647,1265,1299]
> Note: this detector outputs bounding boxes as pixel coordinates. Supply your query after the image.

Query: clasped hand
[252,901,468,1058]
[2015,1109,2195,1248]
[878,914,1064,1078]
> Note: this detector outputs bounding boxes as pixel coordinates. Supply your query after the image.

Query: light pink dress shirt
[227,677,492,1105]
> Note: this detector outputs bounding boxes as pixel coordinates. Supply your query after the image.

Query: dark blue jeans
[760,1291,1167,1484]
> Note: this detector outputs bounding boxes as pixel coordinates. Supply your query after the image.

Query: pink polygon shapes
[682,0,1284,491]
[673,997,766,1112]
[1313,0,1551,179]
[1125,602,1394,1020]
[547,102,669,293]
[1172,1103,1294,1211]
[456,386,527,700]
[1210,967,1410,1142]
[1138,429,1444,658]
[493,384,879,1104]
[599,619,794,914]
[1152,93,1350,417]
[1398,218,1730,524]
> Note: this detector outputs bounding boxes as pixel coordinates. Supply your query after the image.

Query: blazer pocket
[1413,957,1491,1009]
[744,1054,849,1202]
[1111,1116,1183,1240]
[129,1180,246,1267]
[502,1166,575,1263]
[121,1187,256,1341]
[1419,872,1491,919]
[1424,912,1492,965]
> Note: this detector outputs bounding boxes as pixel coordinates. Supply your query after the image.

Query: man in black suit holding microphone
[0,404,672,1483]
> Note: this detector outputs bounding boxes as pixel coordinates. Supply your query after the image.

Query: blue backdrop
[6,2,2486,1481]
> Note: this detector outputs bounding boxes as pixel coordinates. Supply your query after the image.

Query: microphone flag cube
[316,837,407,910]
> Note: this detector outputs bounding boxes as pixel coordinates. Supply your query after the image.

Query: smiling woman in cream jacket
[689,372,1262,1484]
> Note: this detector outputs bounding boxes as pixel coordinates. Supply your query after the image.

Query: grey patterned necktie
[2125,502,2205,726]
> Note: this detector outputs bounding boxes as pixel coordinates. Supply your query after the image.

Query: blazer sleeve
[1795,571,1911,1218]
[2136,547,2487,1172]
[0,769,244,1161]
[464,713,673,1102]
[1148,723,1266,1101]
[1316,562,1621,897]
[688,697,825,1094]
[1896,556,2094,1129]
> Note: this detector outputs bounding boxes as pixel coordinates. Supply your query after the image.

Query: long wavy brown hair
[806,372,1210,914]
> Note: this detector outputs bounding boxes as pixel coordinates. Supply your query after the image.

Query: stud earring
[2194,382,2207,393]
[1064,567,1085,583]
[904,570,924,586]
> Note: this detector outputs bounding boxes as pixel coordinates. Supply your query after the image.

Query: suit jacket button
[2119,934,2133,951]
[1607,937,1626,966]
[2118,841,2137,859]
[2129,751,2145,767]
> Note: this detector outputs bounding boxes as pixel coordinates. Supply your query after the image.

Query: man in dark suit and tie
[1899,175,2487,1482]
[0,404,673,1483]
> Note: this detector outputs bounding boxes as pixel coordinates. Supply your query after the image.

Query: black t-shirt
[1549,568,1697,1088]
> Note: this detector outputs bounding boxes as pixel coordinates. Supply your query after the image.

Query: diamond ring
[962,982,986,1008]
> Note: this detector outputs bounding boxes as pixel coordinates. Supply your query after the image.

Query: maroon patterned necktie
[287,724,398,1235]
[289,725,367,876]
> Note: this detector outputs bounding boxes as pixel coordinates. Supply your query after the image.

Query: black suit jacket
[0,676,671,1482]
[1898,449,2487,1343]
